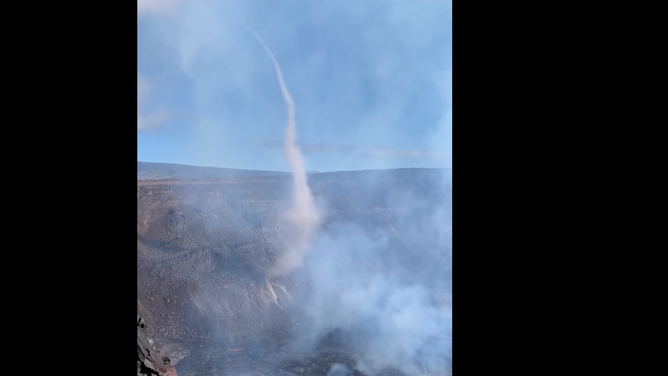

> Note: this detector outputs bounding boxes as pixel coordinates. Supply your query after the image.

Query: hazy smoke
[246,26,321,278]
[326,363,352,376]
[289,170,453,375]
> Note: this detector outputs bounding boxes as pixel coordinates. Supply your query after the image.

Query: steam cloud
[327,363,353,376]
[288,169,453,375]
[246,26,321,278]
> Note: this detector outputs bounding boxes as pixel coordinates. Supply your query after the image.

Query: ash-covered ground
[137,165,451,376]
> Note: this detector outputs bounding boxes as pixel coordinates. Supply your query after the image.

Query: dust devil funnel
[247,26,321,278]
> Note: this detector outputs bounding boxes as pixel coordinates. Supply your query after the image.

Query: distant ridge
[138,161,451,181]
[137,162,288,181]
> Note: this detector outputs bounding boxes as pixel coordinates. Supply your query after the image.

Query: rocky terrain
[137,164,452,375]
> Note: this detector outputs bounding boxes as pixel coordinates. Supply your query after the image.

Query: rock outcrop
[138,315,178,376]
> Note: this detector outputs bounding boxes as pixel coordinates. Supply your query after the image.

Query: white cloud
[137,72,151,110]
[137,0,182,16]
[429,68,452,167]
[138,72,174,131]
[364,148,447,158]
[138,106,173,131]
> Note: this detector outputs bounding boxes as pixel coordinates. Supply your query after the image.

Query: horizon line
[137,160,452,174]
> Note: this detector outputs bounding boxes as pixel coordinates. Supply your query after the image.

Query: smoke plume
[246,26,321,278]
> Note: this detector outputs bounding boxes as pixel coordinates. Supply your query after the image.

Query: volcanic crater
[137,163,451,376]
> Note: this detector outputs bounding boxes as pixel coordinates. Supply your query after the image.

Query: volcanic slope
[137,166,451,373]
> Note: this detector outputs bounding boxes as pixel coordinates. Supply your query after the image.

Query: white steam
[327,363,353,376]
[290,173,453,375]
[246,26,321,278]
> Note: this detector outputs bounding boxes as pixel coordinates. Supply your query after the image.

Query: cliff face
[136,168,450,368]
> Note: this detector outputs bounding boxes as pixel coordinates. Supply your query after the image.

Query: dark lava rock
[138,316,178,376]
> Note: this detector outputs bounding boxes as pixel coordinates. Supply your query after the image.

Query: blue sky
[138,0,451,172]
